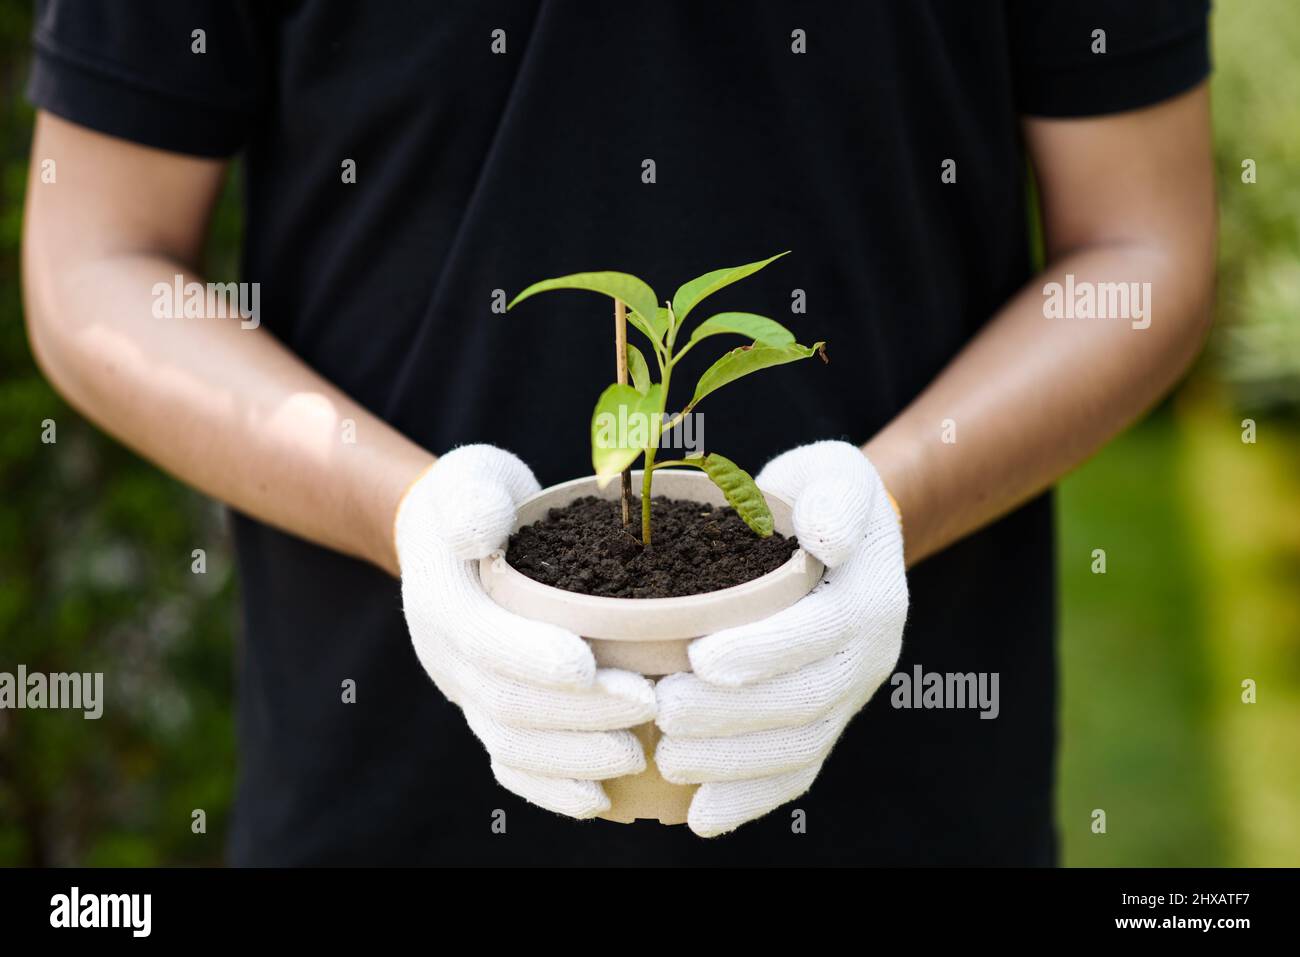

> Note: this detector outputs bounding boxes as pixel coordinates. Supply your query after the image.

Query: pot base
[598,720,693,826]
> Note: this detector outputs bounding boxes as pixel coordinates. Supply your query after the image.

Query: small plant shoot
[509,252,826,545]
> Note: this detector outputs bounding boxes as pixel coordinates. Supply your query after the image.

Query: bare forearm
[865,86,1215,565]
[24,252,432,575]
[866,244,1213,565]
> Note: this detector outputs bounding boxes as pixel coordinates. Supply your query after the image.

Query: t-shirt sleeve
[1007,0,1211,117]
[27,0,268,157]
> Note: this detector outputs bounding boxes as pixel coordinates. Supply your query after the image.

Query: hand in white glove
[395,445,656,819]
[654,440,908,837]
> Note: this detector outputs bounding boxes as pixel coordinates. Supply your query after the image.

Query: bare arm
[865,84,1216,565]
[22,113,433,576]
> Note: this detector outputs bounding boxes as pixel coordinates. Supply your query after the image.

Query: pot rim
[480,470,823,640]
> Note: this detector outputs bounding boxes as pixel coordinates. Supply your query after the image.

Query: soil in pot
[505,494,799,599]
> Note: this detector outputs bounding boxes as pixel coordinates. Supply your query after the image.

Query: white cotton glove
[654,440,908,837]
[395,445,657,819]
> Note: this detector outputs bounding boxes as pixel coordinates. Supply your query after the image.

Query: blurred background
[1,2,1297,866]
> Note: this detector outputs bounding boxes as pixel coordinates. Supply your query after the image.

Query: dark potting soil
[505,495,800,599]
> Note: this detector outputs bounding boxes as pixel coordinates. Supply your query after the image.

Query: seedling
[509,252,825,545]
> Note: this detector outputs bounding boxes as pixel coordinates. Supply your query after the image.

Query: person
[21,1,1215,865]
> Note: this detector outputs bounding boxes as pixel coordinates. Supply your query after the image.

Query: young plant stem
[640,349,673,545]
[668,337,698,367]
[660,408,691,433]
[640,444,657,544]
[613,299,632,527]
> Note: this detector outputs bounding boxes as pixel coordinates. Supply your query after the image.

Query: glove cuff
[392,459,440,562]
[884,487,902,527]
[394,445,541,565]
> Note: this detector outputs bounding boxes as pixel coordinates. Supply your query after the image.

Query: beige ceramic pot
[479,469,823,825]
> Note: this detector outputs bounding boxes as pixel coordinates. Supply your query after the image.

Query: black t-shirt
[29,1,1210,865]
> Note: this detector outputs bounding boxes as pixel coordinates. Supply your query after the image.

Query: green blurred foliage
[1209,1,1300,414]
[1055,0,1300,865]
[1,1,1296,866]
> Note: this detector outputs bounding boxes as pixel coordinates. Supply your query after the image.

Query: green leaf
[688,312,796,347]
[628,308,667,347]
[626,344,652,394]
[689,452,774,537]
[622,306,671,345]
[671,252,790,328]
[688,340,825,410]
[508,271,664,346]
[590,383,663,484]
[652,307,673,342]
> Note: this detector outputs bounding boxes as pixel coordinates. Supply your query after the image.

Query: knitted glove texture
[396,445,657,818]
[654,441,908,837]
